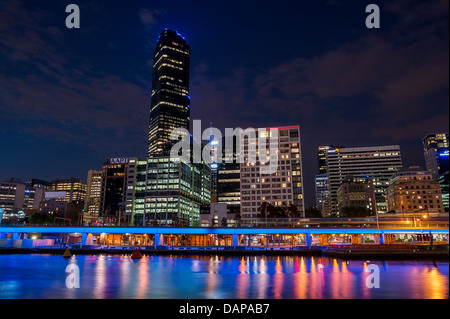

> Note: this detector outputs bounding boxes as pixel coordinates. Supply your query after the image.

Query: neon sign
[108,158,129,164]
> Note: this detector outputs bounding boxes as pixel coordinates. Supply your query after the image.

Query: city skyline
[0,0,448,208]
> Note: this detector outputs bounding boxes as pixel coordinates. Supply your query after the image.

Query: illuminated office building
[217,135,241,216]
[30,179,52,192]
[423,133,449,180]
[0,182,26,211]
[423,133,449,211]
[138,29,210,226]
[318,145,344,175]
[438,171,449,211]
[84,170,102,223]
[207,131,220,197]
[316,145,344,213]
[326,145,403,215]
[133,157,211,226]
[0,181,43,212]
[51,177,86,203]
[315,174,329,212]
[99,158,137,226]
[148,29,191,157]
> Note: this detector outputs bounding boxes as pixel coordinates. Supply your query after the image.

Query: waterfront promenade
[1,224,448,254]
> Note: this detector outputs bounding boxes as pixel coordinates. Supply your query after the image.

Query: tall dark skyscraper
[148,29,191,157]
[422,133,449,180]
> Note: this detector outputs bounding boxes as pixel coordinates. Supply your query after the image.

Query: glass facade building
[423,133,449,180]
[315,174,329,212]
[133,29,211,226]
[148,29,191,157]
[133,157,211,226]
[217,135,241,217]
[99,158,137,226]
[84,170,102,223]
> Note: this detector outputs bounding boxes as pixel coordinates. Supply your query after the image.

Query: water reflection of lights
[0,255,447,299]
[120,256,130,298]
[93,255,106,299]
[236,257,250,299]
[273,257,284,299]
[136,256,149,299]
[256,257,269,299]
[191,260,201,272]
[206,258,220,299]
[425,267,447,299]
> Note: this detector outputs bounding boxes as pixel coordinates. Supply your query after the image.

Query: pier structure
[0,226,448,249]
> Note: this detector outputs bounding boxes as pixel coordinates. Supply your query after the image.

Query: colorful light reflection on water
[0,254,448,299]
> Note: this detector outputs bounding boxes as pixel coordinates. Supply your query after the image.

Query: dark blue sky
[0,0,448,207]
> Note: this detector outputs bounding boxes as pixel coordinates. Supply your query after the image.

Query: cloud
[0,0,150,155]
[139,8,158,29]
[190,1,448,143]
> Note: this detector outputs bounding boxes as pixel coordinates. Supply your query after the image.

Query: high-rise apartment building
[23,186,44,210]
[326,145,403,215]
[148,29,191,157]
[240,126,305,225]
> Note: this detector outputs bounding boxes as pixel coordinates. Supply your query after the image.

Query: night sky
[0,0,448,207]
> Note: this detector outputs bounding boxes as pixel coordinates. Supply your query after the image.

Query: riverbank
[0,247,323,257]
[1,245,448,259]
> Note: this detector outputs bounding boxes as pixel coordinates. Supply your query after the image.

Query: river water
[0,254,448,299]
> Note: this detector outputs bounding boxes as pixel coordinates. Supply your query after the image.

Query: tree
[305,207,322,218]
[234,212,241,227]
[171,216,179,227]
[259,203,302,219]
[287,204,301,218]
[258,202,270,219]
[340,206,373,217]
[29,212,55,225]
[191,220,200,227]
[221,217,228,228]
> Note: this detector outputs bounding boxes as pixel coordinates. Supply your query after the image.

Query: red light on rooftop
[267,126,299,131]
